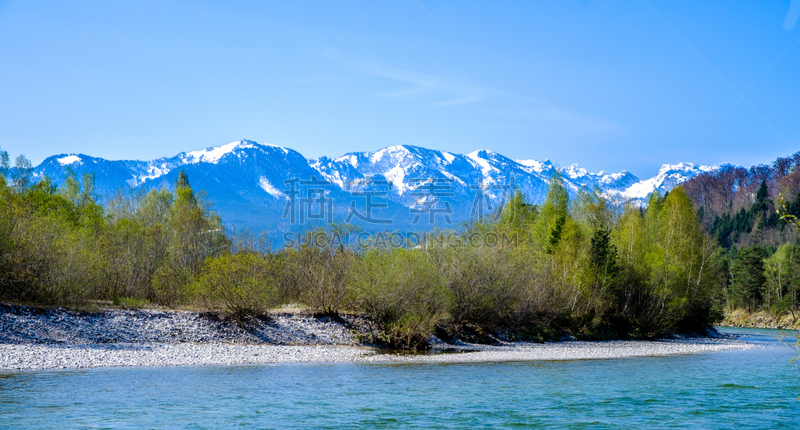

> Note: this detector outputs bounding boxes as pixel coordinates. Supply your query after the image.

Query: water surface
[1,327,798,428]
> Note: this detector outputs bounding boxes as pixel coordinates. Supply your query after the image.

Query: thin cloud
[332,56,490,105]
[514,95,624,137]
[374,64,488,105]
[332,55,622,134]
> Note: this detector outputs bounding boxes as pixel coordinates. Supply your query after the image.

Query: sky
[1,0,799,178]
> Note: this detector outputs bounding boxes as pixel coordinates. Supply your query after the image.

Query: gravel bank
[0,303,756,371]
[368,338,756,364]
[0,338,755,371]
[0,303,374,346]
[0,344,370,370]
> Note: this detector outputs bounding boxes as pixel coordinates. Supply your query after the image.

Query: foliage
[682,151,800,316]
[0,161,227,307]
[351,248,450,348]
[194,252,283,320]
[284,226,356,315]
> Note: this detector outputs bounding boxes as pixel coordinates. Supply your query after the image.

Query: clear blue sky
[1,0,798,178]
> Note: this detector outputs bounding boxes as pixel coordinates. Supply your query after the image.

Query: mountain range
[32,140,724,232]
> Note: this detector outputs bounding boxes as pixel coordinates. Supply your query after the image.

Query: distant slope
[33,140,721,231]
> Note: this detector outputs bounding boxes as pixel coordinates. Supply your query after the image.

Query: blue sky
[1,0,798,178]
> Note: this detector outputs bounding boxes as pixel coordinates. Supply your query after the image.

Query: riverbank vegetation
[2,145,799,348]
[682,153,800,320]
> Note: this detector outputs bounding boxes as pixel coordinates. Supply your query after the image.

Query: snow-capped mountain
[31,140,721,231]
[607,162,719,201]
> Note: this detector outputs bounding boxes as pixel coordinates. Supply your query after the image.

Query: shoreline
[0,303,757,371]
[0,303,378,346]
[0,338,755,372]
[720,309,799,331]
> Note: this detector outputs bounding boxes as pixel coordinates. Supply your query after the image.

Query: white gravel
[0,344,371,370]
[0,338,756,371]
[0,304,373,346]
[364,338,756,364]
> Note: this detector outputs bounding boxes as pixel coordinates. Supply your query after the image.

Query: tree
[195,252,283,321]
[730,246,771,311]
[775,195,800,367]
[286,226,356,315]
[764,244,800,311]
[589,227,620,307]
[534,170,569,253]
[0,146,9,180]
[176,170,191,189]
[152,171,228,306]
[497,189,537,233]
[612,203,648,318]
[10,155,33,191]
[351,248,450,348]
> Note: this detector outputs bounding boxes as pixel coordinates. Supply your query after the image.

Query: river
[1,327,797,428]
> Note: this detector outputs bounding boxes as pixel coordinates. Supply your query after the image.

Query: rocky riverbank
[0,303,757,371]
[0,337,755,371]
[720,309,799,330]
[0,303,378,346]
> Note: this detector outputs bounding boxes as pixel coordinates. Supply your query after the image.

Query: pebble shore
[0,303,372,346]
[0,304,756,371]
[374,338,755,364]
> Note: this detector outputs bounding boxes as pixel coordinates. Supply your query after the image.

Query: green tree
[0,146,10,180]
[730,246,771,311]
[764,244,800,311]
[195,252,284,321]
[152,171,228,306]
[497,189,537,233]
[286,226,356,315]
[534,170,569,253]
[351,248,450,348]
[589,227,620,308]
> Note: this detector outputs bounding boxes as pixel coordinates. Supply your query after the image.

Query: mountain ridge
[32,140,725,231]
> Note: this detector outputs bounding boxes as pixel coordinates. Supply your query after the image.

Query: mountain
[31,140,722,232]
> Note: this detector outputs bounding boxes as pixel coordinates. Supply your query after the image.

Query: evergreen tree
[730,246,771,311]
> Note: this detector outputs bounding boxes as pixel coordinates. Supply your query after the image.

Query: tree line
[682,151,800,314]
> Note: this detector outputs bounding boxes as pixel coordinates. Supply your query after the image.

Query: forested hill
[682,151,800,313]
[682,151,800,249]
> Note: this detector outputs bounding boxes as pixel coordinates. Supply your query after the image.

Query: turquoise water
[1,328,798,429]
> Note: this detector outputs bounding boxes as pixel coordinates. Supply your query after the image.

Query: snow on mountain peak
[654,163,718,178]
[466,150,501,176]
[515,159,553,174]
[467,149,498,158]
[597,170,637,186]
[563,164,588,179]
[369,147,391,163]
[34,141,724,230]
[617,162,718,200]
[183,140,260,164]
[340,154,359,167]
[368,145,419,163]
[57,155,82,166]
[137,163,172,184]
